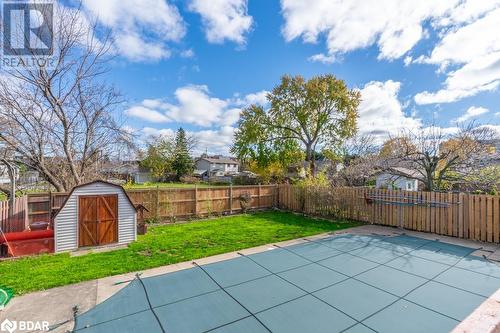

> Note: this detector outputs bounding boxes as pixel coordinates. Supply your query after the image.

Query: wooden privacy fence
[5,184,500,243]
[278,185,500,243]
[0,196,29,232]
[22,185,278,225]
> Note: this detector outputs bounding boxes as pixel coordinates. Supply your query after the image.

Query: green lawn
[0,211,360,295]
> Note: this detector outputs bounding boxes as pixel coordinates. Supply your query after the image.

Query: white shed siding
[54,182,136,253]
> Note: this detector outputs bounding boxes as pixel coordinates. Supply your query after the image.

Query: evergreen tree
[172,128,194,179]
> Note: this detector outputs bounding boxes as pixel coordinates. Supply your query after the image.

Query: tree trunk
[425,169,434,191]
[305,144,315,176]
[7,163,16,214]
[37,163,66,192]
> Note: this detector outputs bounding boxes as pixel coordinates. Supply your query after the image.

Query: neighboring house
[193,169,208,178]
[195,156,240,179]
[134,171,154,184]
[375,167,420,191]
[18,171,39,185]
[101,160,154,184]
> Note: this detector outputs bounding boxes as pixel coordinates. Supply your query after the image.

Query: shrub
[238,192,252,213]
[180,175,200,184]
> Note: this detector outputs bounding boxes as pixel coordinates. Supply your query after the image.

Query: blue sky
[72,0,500,155]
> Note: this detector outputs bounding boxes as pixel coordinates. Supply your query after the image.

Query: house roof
[197,157,239,165]
[101,161,140,174]
[379,167,421,178]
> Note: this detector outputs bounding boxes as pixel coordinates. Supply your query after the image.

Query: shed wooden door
[79,195,118,247]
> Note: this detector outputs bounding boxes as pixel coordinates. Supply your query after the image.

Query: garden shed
[54,180,137,253]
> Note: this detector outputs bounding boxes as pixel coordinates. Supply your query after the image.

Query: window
[406,181,413,190]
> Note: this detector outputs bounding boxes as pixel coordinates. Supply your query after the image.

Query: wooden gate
[78,195,118,247]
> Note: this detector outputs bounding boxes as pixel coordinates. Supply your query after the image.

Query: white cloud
[280,0,460,61]
[415,51,500,104]
[235,90,269,106]
[476,124,500,136]
[357,80,421,142]
[126,86,265,127]
[403,56,413,67]
[129,86,269,155]
[141,126,235,155]
[142,127,176,138]
[115,34,171,61]
[424,8,500,67]
[308,53,336,64]
[165,85,228,126]
[191,126,236,155]
[434,0,500,26]
[220,108,242,126]
[188,0,253,45]
[81,0,186,61]
[453,106,489,123]
[280,1,500,104]
[180,49,195,58]
[125,106,169,123]
[413,7,500,104]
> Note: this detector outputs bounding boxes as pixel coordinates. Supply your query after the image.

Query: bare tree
[331,135,381,186]
[333,155,381,187]
[387,124,495,191]
[0,5,131,191]
[461,165,500,194]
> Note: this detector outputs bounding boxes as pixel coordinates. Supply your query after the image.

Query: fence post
[155,185,160,219]
[229,184,233,214]
[258,184,261,209]
[275,185,279,208]
[48,191,53,227]
[194,184,198,217]
[23,196,28,230]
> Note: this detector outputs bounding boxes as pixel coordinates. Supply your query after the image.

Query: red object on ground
[0,230,55,257]
[6,238,54,256]
[0,229,54,243]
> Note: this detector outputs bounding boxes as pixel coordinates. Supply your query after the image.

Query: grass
[0,211,360,295]
[124,182,227,189]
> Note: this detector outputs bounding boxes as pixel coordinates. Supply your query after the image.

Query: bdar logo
[0,319,17,333]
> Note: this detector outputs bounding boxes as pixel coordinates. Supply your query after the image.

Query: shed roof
[53,180,137,219]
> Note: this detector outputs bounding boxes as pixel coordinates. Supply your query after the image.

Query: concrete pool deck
[1,224,500,332]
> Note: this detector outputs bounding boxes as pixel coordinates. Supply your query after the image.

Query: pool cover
[73,234,500,333]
